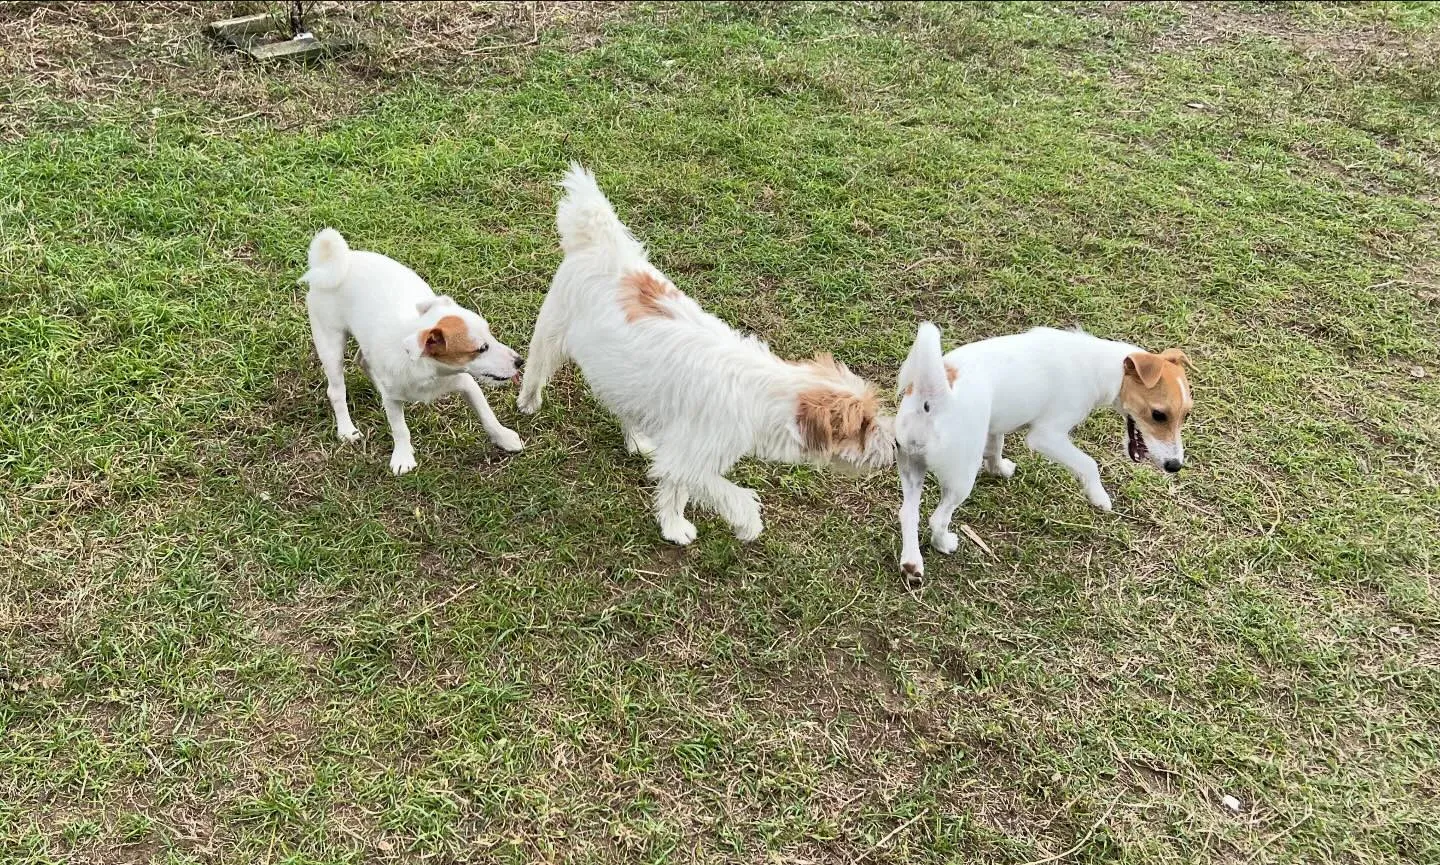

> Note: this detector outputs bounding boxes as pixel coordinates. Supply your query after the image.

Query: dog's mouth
[1125,416,1149,463]
[482,372,518,384]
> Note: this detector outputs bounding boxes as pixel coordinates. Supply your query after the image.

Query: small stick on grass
[1017,794,1123,865]
[960,523,996,560]
[852,809,929,865]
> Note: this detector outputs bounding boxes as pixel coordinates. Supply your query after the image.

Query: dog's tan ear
[420,326,447,355]
[1123,352,1166,388]
[1160,348,1194,372]
[797,387,877,453]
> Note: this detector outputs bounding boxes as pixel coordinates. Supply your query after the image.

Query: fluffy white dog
[301,228,524,475]
[517,164,896,544]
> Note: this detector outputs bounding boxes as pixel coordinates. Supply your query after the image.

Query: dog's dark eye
[476,345,488,355]
[922,401,930,414]
[1152,409,1168,423]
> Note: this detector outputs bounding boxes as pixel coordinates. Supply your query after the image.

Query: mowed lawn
[2,2,1438,862]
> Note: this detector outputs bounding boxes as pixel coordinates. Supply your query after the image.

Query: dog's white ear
[902,322,950,399]
[416,295,453,316]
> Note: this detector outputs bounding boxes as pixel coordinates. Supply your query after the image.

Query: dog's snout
[1163,459,1182,474]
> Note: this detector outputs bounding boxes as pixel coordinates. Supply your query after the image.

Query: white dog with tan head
[895,322,1195,585]
[301,228,525,475]
[518,164,896,544]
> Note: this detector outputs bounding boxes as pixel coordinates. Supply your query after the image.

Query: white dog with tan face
[517,164,896,544]
[301,228,524,476]
[895,322,1194,585]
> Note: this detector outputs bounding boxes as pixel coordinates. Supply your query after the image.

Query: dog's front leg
[652,476,697,545]
[454,375,524,453]
[383,399,418,476]
[898,450,927,586]
[690,473,762,542]
[1026,426,1111,511]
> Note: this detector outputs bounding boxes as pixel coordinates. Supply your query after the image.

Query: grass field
[2,2,1438,862]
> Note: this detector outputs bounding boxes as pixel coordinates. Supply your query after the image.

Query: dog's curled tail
[556,162,643,259]
[299,227,350,292]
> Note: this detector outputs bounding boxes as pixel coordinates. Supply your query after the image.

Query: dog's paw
[337,426,363,443]
[660,516,698,546]
[988,458,1016,479]
[733,514,764,543]
[516,391,542,415]
[390,450,418,476]
[490,427,525,453]
[1087,487,1113,512]
[931,530,959,555]
[900,560,924,589]
[625,431,656,457]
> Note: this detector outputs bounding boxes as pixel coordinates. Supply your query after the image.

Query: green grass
[2,2,1438,863]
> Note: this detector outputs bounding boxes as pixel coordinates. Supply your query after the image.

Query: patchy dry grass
[1,2,1438,863]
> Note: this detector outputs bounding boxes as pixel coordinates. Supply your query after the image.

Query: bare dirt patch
[0,1,622,139]
[1084,1,1403,56]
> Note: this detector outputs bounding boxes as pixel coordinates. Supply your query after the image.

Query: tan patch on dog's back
[620,270,680,322]
[903,362,958,396]
[420,314,481,365]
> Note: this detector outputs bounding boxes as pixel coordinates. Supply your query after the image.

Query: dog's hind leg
[453,375,524,452]
[1026,425,1111,511]
[928,424,986,555]
[898,450,927,586]
[982,433,1015,478]
[928,465,979,555]
[516,294,568,415]
[309,318,360,443]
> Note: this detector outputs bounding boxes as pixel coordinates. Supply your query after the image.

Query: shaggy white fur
[518,164,895,544]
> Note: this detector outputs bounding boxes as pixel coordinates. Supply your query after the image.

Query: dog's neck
[1098,338,1143,416]
[366,328,464,402]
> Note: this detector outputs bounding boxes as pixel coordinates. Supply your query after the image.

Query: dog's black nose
[1163,459,1182,473]
[515,355,524,370]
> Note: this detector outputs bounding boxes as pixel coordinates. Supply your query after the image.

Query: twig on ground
[1017,794,1123,865]
[852,809,929,865]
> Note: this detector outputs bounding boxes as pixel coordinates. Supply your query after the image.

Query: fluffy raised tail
[299,227,350,291]
[896,322,950,399]
[556,162,645,259]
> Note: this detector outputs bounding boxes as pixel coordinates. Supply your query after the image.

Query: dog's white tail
[897,321,950,399]
[299,227,350,291]
[556,162,644,259]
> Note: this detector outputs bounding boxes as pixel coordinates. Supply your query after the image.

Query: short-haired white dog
[895,322,1195,585]
[517,164,896,544]
[301,228,524,475]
